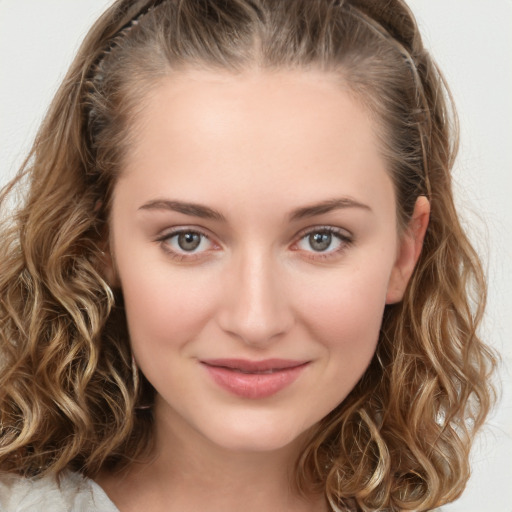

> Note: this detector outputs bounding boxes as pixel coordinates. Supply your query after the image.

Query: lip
[200,358,309,399]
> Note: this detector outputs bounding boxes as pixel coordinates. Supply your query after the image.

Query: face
[109,68,427,454]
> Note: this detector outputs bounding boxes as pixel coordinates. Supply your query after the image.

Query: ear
[385,196,430,304]
[93,200,118,286]
[97,234,120,287]
[101,248,119,287]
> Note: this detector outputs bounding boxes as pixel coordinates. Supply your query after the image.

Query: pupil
[309,232,331,251]
[178,232,201,251]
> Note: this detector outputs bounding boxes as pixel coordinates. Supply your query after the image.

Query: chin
[200,413,314,454]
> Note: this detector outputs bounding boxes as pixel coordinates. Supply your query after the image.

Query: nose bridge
[217,245,293,346]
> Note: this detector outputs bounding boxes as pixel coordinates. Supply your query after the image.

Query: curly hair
[0,0,496,510]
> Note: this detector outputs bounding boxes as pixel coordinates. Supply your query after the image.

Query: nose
[216,250,294,347]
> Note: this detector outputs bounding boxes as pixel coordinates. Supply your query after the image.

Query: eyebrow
[138,197,371,222]
[289,197,372,221]
[138,199,226,221]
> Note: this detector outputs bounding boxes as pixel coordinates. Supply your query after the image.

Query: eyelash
[293,226,353,260]
[155,226,353,262]
[156,227,217,262]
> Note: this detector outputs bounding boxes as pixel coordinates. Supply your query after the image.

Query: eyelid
[293,225,353,244]
[154,224,353,262]
[290,225,354,259]
[155,226,221,261]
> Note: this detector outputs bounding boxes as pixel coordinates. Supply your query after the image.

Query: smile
[200,359,310,399]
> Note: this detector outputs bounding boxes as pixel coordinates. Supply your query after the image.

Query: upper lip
[200,358,309,372]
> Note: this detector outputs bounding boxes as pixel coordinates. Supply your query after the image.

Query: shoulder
[0,469,119,512]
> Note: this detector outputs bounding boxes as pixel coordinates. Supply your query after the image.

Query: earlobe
[385,196,430,304]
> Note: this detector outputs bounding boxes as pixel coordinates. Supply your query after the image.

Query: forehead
[118,68,393,217]
[130,68,376,161]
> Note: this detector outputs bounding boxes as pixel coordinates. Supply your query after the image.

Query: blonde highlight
[0,0,496,510]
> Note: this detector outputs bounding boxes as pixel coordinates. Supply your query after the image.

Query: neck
[97,400,327,512]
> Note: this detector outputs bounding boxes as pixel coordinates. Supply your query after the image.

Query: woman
[0,1,496,511]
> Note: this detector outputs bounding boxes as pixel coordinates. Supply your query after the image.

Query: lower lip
[202,363,308,399]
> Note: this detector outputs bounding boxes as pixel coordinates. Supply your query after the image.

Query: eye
[295,227,352,256]
[174,232,203,252]
[157,229,216,258]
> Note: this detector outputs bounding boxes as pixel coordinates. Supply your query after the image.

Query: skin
[99,68,429,512]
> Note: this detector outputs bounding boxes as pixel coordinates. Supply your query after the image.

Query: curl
[0,1,496,509]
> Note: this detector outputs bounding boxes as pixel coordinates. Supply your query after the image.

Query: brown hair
[0,1,496,510]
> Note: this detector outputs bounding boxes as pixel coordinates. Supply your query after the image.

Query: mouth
[200,359,310,399]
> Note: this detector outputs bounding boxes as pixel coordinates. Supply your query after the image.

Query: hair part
[0,1,496,510]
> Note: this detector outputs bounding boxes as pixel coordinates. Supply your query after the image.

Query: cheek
[293,260,391,387]
[297,255,391,334]
[117,258,215,361]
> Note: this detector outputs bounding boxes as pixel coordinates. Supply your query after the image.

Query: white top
[0,470,119,512]
[0,470,445,511]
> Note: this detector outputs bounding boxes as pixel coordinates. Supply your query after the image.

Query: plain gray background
[1,1,511,510]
